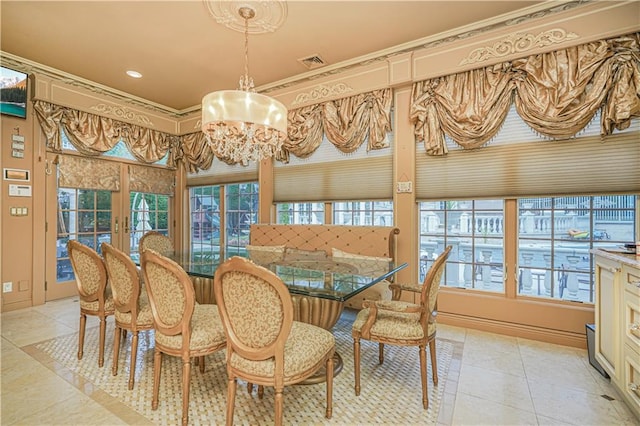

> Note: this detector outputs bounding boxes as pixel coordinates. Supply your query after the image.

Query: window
[226,183,258,256]
[276,202,324,224]
[188,183,258,259]
[419,200,504,292]
[57,188,112,281]
[333,201,393,226]
[517,195,636,302]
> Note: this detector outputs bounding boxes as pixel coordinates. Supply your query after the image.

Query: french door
[45,153,173,301]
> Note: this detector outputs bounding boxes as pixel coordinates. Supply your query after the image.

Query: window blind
[273,136,393,202]
[186,157,258,186]
[416,111,639,200]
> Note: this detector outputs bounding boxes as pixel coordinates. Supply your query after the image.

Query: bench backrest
[249,224,399,261]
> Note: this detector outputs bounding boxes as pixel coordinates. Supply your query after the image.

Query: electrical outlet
[3,282,12,293]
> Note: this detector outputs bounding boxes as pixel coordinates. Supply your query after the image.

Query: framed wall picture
[0,65,28,119]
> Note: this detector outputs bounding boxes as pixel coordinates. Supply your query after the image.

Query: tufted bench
[249,224,400,310]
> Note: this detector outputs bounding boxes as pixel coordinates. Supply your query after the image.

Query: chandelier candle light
[202,6,287,165]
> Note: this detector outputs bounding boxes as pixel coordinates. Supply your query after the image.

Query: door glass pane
[57,188,112,282]
[130,192,170,254]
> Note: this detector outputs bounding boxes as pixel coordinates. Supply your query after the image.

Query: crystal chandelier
[201,6,287,165]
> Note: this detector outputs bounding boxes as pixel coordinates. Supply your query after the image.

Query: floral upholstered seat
[214,256,335,426]
[67,240,114,368]
[352,245,452,410]
[101,242,154,390]
[140,249,226,426]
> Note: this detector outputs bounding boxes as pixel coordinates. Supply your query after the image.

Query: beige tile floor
[1,297,639,425]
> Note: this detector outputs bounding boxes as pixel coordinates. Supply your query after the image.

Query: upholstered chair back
[215,256,293,362]
[139,231,174,257]
[101,243,142,323]
[140,249,194,339]
[68,240,108,306]
[420,245,452,322]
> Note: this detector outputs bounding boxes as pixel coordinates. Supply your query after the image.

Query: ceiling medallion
[204,0,287,34]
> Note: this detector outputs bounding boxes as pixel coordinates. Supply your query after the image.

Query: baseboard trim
[439,312,587,349]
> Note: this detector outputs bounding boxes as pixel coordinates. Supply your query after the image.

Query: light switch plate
[3,282,12,293]
[396,181,413,193]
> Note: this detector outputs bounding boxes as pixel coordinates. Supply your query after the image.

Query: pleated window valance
[33,100,178,167]
[57,154,120,191]
[129,164,175,195]
[410,32,640,156]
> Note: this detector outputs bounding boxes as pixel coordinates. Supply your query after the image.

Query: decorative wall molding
[89,104,154,126]
[459,28,580,65]
[291,83,354,106]
[262,1,585,94]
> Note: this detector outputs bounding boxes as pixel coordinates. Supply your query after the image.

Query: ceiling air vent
[298,54,327,70]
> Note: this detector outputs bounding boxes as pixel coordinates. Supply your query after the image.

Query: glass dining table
[153,251,407,331]
[138,250,407,382]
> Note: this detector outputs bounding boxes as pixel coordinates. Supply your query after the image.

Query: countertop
[591,248,640,269]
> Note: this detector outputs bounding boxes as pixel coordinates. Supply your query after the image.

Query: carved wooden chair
[140,249,226,426]
[213,256,335,426]
[139,231,174,257]
[67,240,114,368]
[101,242,154,390]
[352,245,452,409]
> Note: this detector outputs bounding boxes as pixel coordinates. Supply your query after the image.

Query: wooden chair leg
[326,354,334,419]
[181,358,191,426]
[128,331,139,390]
[354,338,361,396]
[152,349,162,410]
[226,377,237,426]
[429,338,438,385]
[258,385,264,399]
[274,386,284,426]
[98,315,107,367]
[379,343,385,364]
[112,326,122,376]
[199,355,205,373]
[78,313,86,360]
[419,345,429,410]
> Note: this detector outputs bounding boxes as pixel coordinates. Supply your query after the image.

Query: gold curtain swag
[33,101,177,166]
[277,88,393,163]
[181,88,393,170]
[410,32,640,155]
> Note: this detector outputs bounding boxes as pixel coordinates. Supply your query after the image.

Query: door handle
[114,217,119,234]
[124,216,129,233]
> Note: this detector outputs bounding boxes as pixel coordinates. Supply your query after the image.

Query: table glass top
[155,252,407,302]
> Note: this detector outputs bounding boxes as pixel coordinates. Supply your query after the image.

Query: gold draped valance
[33,100,179,167]
[179,88,393,171]
[410,33,640,155]
[278,88,393,163]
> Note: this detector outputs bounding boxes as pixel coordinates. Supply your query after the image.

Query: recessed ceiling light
[126,70,142,78]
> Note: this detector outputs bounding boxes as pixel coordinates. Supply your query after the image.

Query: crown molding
[0,0,590,116]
